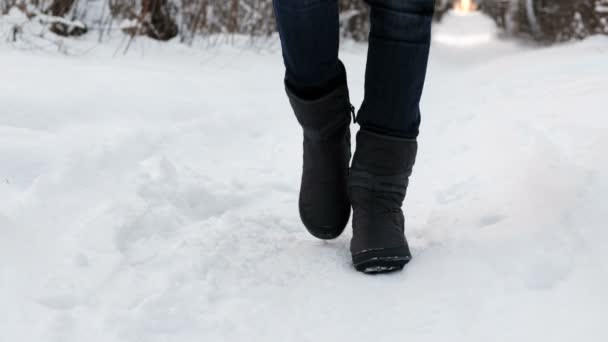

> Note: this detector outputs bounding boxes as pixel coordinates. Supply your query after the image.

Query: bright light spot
[453,0,478,15]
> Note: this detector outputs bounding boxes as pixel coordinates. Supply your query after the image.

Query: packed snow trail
[1,14,608,342]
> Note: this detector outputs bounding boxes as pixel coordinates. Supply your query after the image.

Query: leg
[273,0,353,239]
[349,0,434,273]
[273,0,345,99]
[358,0,434,138]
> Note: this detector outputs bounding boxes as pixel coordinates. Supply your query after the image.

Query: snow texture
[1,13,608,342]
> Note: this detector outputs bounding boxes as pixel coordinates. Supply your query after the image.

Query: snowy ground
[1,13,608,342]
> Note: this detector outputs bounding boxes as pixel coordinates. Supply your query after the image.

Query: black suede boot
[286,85,353,240]
[349,130,417,273]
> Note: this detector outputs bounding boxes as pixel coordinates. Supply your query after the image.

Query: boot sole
[352,246,412,274]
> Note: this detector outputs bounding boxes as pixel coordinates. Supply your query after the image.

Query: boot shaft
[351,130,417,178]
[286,85,353,142]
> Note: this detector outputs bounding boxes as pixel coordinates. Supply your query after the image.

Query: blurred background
[1,0,608,46]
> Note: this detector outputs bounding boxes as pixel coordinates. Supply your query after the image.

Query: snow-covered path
[2,15,608,342]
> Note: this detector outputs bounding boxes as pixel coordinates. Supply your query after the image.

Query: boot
[286,85,353,240]
[349,130,417,273]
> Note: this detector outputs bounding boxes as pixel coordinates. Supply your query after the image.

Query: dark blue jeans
[273,0,434,138]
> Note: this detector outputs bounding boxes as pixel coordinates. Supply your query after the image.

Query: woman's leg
[357,0,434,138]
[273,0,345,99]
[273,0,353,240]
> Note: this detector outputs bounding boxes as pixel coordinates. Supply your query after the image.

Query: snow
[1,12,608,342]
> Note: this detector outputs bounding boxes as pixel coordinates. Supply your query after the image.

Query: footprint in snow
[114,157,249,257]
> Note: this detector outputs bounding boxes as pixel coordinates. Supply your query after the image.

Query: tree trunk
[47,0,87,36]
[48,0,75,17]
[141,0,178,40]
